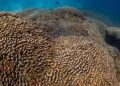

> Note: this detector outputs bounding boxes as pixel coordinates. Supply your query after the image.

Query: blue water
[0,0,120,26]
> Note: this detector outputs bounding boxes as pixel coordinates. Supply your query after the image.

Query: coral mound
[0,13,54,86]
[47,36,117,86]
[0,8,119,86]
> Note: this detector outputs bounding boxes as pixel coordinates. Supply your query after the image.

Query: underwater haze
[0,0,120,26]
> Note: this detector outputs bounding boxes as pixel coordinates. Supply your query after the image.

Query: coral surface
[0,8,120,86]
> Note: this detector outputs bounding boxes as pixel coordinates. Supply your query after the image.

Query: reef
[0,7,120,86]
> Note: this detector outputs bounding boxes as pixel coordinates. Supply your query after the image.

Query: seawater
[0,0,120,26]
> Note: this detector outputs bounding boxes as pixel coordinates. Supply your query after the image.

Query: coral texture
[0,13,54,86]
[45,36,117,86]
[19,8,120,83]
[0,8,119,86]
[18,7,119,58]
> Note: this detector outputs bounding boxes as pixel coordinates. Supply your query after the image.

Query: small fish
[55,2,59,5]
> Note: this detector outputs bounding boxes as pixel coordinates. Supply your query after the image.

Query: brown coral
[43,36,117,86]
[0,13,54,86]
[0,12,118,86]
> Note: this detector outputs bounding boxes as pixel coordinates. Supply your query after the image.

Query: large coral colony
[0,7,120,86]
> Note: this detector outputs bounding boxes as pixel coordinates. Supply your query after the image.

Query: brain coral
[0,13,118,86]
[0,13,54,86]
[45,36,117,86]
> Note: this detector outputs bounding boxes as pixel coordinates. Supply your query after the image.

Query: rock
[105,27,120,51]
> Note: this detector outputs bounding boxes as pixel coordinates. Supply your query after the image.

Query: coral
[18,8,88,38]
[0,13,54,86]
[19,7,120,85]
[0,9,119,86]
[104,27,120,83]
[54,7,86,20]
[19,7,86,21]
[22,7,120,85]
[44,36,118,86]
